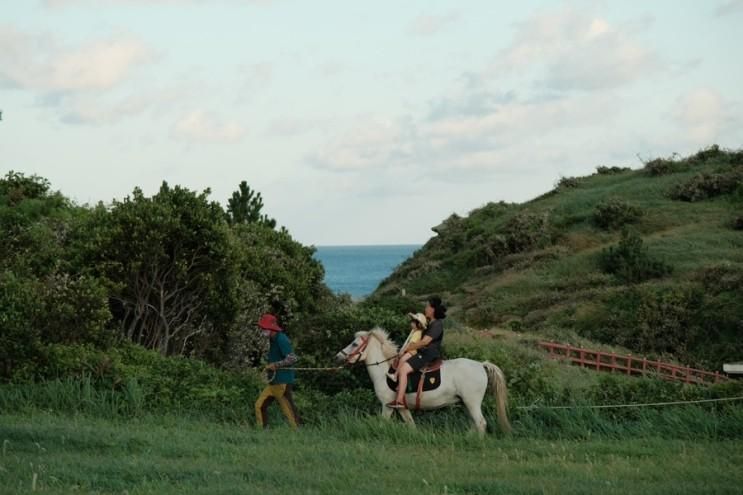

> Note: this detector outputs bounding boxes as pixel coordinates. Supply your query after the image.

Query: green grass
[2,411,743,494]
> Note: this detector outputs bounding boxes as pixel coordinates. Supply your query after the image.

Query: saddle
[387,359,443,410]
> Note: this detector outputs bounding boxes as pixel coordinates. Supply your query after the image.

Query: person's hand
[265,363,278,371]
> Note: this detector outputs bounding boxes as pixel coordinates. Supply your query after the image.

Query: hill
[371,146,743,369]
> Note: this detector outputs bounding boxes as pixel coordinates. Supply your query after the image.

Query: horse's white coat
[336,328,511,435]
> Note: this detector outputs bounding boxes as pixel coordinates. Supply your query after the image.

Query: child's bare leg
[395,352,413,380]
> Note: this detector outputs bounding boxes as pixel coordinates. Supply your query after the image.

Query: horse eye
[351,343,357,347]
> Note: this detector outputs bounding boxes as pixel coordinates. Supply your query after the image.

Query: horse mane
[357,327,398,359]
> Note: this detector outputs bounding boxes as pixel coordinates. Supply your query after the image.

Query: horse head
[335,332,371,364]
[336,328,398,365]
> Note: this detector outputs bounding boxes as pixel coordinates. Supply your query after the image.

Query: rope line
[516,396,743,410]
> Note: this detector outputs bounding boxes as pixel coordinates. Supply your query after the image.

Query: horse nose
[335,352,345,362]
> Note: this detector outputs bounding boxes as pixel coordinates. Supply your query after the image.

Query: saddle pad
[387,366,442,393]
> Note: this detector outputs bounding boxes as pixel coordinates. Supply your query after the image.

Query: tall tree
[226,181,276,229]
[92,182,236,356]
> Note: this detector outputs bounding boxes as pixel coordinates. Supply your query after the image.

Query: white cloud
[308,89,616,177]
[0,25,150,92]
[673,88,728,144]
[716,0,743,16]
[58,85,200,125]
[172,111,246,143]
[494,8,661,91]
[308,119,415,172]
[408,12,459,36]
[45,0,273,6]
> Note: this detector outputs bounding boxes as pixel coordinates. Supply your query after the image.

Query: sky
[2,0,742,246]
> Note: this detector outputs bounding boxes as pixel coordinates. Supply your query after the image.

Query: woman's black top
[421,319,444,359]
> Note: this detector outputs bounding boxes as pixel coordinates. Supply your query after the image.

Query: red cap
[258,314,283,333]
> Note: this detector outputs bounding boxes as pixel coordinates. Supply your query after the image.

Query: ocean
[314,245,421,299]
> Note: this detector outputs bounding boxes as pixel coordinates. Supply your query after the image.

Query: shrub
[0,271,42,380]
[670,171,743,202]
[502,211,552,254]
[593,198,644,230]
[38,273,112,348]
[557,176,580,189]
[644,156,685,176]
[598,230,672,283]
[687,144,724,165]
[596,165,632,175]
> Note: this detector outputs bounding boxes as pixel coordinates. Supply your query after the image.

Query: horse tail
[483,362,512,434]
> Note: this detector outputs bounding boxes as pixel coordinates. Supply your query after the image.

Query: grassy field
[2,411,743,495]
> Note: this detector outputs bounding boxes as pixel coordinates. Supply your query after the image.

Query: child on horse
[387,297,447,409]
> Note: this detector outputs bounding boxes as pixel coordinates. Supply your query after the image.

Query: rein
[264,334,397,381]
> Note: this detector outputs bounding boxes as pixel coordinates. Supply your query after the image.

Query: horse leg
[398,408,416,428]
[381,404,394,419]
[462,396,487,436]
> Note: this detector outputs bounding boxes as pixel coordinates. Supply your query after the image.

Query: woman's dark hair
[428,296,447,320]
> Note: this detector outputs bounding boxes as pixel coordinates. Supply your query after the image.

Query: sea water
[314,245,420,299]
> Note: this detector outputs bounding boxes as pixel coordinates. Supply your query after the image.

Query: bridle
[339,336,370,364]
[339,335,399,368]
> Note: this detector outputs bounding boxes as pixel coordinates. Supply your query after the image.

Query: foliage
[0,170,51,205]
[593,197,644,230]
[0,271,41,380]
[670,170,743,202]
[598,230,672,283]
[644,156,687,176]
[596,165,632,175]
[557,176,580,189]
[79,182,236,357]
[226,180,276,228]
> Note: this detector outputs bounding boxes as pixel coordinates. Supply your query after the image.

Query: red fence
[538,341,729,386]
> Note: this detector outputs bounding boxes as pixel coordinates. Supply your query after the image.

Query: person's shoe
[386,400,405,409]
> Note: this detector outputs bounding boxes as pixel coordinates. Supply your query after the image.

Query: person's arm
[267,335,298,370]
[405,335,432,353]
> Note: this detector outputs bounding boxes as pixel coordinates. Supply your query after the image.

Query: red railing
[538,341,729,385]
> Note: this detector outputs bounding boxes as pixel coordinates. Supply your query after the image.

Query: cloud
[58,85,200,125]
[308,90,615,176]
[408,12,459,36]
[715,0,743,16]
[0,25,150,93]
[673,88,733,144]
[308,118,416,172]
[494,8,661,91]
[172,111,246,143]
[45,0,273,6]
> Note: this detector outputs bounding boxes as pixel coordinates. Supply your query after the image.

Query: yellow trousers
[255,384,300,429]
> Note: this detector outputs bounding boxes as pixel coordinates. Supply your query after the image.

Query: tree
[89,182,237,356]
[226,181,277,229]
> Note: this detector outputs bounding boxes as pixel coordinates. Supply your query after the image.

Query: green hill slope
[372,146,743,369]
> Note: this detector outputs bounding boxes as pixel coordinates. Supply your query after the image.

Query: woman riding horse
[387,296,446,409]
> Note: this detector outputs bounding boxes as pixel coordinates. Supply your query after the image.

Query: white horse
[336,328,511,435]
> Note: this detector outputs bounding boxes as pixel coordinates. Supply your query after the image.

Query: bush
[0,271,42,380]
[38,273,112,348]
[596,165,632,175]
[598,230,672,283]
[557,176,580,189]
[502,211,552,254]
[644,156,685,176]
[670,171,743,202]
[593,198,644,230]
